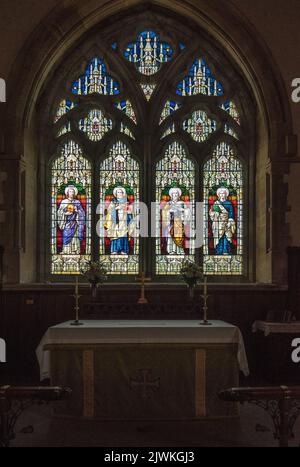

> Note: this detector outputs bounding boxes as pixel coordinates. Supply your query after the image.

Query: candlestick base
[138,297,148,304]
[70,320,84,326]
[199,320,212,326]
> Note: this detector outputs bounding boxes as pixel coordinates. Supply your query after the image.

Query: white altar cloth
[36,320,249,380]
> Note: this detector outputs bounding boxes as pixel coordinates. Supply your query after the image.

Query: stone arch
[1,0,294,284]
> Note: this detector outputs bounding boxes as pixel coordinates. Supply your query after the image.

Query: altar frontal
[37,320,249,420]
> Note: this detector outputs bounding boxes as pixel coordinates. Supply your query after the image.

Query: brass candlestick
[71,276,84,326]
[200,276,212,326]
[136,272,151,304]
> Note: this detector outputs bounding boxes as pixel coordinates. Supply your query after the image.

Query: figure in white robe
[162,187,191,255]
[104,187,135,255]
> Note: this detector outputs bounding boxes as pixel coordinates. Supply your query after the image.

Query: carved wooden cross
[136,271,151,304]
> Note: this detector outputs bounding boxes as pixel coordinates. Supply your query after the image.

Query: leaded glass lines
[183,110,217,142]
[220,100,240,125]
[54,99,77,123]
[79,109,113,141]
[156,142,195,275]
[50,26,247,280]
[51,141,92,274]
[115,100,137,124]
[159,101,181,124]
[99,141,140,274]
[141,83,156,101]
[124,30,173,75]
[72,57,120,96]
[176,58,223,96]
[203,142,243,275]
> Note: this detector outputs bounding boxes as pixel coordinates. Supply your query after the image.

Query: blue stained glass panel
[124,30,173,75]
[176,58,223,97]
[71,57,120,96]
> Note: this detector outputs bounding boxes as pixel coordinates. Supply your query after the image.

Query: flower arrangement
[80,261,108,285]
[180,260,204,288]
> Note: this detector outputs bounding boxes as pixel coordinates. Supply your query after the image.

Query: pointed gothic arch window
[51,141,92,275]
[156,141,195,275]
[99,141,140,275]
[46,18,252,280]
[203,142,243,276]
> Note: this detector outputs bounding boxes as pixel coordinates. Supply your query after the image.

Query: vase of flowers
[180,260,204,301]
[81,261,108,301]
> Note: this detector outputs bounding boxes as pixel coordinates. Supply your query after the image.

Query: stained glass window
[156,142,195,275]
[54,99,76,123]
[72,57,120,96]
[161,123,176,140]
[124,30,173,75]
[176,58,223,96]
[203,142,243,275]
[224,124,239,140]
[79,109,113,142]
[141,83,156,101]
[159,101,181,124]
[120,123,135,140]
[115,100,137,124]
[51,141,92,274]
[220,100,240,125]
[56,122,71,138]
[99,141,140,274]
[49,24,248,281]
[183,110,217,142]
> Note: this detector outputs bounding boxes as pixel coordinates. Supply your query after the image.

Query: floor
[9,403,300,447]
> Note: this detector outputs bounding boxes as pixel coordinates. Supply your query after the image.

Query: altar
[36,320,249,420]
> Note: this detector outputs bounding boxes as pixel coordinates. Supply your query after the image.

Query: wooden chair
[219,386,300,447]
[0,385,72,447]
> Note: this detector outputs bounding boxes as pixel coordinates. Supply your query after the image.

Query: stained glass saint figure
[57,185,86,255]
[209,187,236,255]
[161,187,191,255]
[104,186,135,255]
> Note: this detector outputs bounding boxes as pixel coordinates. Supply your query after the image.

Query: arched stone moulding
[1,0,294,284]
